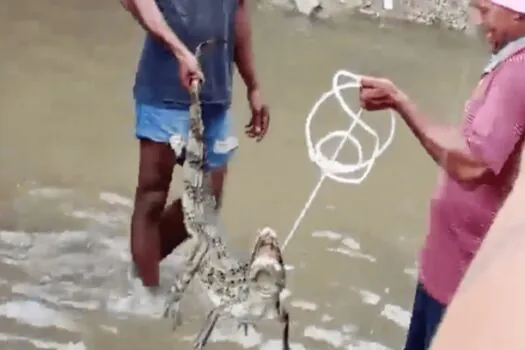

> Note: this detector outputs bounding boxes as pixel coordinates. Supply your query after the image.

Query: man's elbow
[453,166,488,182]
[444,161,491,188]
[442,147,493,183]
[120,0,133,11]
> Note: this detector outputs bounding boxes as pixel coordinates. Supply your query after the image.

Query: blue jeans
[134,102,238,169]
[404,282,446,350]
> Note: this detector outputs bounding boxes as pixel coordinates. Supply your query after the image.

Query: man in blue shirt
[120,0,269,294]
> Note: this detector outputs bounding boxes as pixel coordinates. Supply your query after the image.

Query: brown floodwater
[0,1,487,349]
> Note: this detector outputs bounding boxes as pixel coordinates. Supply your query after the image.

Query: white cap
[492,0,525,14]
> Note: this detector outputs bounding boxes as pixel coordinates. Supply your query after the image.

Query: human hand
[176,49,204,91]
[245,88,270,142]
[359,76,405,111]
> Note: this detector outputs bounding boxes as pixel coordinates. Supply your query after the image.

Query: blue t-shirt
[133,0,237,108]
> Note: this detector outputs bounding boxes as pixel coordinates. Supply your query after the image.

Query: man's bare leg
[131,139,176,287]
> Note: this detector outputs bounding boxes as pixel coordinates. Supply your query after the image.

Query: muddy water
[0,1,487,349]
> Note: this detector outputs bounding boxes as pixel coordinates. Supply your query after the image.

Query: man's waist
[133,85,231,108]
[418,203,496,305]
[135,52,233,105]
[418,233,473,305]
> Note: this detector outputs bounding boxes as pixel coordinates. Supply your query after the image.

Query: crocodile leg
[184,231,202,265]
[193,305,225,350]
[237,321,258,336]
[163,234,210,329]
[276,300,290,350]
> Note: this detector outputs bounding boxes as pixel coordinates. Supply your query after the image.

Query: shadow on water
[0,0,487,349]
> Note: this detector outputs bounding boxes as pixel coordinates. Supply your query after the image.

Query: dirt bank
[268,0,474,32]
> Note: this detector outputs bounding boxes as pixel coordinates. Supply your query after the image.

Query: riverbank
[267,0,474,32]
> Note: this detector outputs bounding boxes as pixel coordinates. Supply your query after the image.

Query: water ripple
[0,187,409,349]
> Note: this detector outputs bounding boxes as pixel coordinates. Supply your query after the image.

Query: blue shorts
[404,282,446,350]
[134,102,238,169]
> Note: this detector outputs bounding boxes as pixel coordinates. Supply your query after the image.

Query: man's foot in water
[126,262,166,316]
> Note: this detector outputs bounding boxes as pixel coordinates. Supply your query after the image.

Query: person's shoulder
[495,51,525,86]
[507,48,525,64]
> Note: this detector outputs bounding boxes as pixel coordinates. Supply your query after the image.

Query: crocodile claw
[193,339,205,350]
[163,287,183,330]
[163,300,182,330]
[238,322,257,336]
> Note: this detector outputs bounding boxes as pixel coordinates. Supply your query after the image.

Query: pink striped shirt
[420,49,525,305]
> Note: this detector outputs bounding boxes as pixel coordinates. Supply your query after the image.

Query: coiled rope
[281,70,396,251]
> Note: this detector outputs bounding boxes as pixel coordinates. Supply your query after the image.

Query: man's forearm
[234,0,258,91]
[122,0,187,58]
[394,95,487,181]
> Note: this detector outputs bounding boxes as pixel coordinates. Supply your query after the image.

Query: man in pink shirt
[359,0,525,349]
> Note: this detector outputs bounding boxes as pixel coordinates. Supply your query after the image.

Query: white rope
[281,70,397,251]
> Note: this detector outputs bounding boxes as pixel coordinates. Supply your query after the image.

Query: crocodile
[164,40,290,350]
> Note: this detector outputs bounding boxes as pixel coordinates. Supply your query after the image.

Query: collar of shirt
[483,36,525,74]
